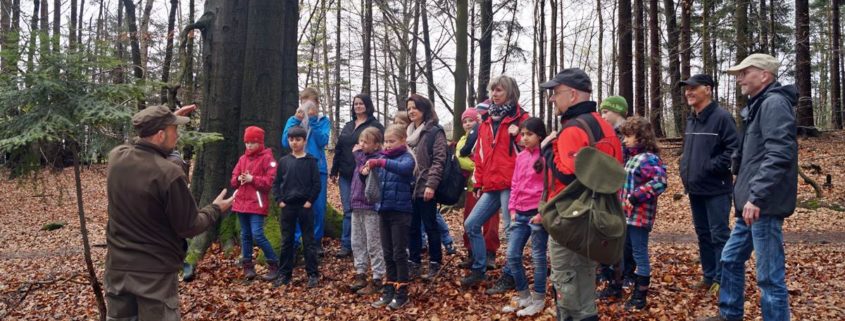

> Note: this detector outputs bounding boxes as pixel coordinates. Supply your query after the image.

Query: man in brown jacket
[105,105,233,321]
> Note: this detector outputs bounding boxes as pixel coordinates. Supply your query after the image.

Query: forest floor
[2,132,845,320]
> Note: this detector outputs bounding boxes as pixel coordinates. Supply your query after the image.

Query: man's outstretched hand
[213,189,235,214]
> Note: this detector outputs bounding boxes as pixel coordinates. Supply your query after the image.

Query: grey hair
[487,75,520,104]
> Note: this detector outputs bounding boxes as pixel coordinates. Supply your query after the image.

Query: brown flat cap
[132,105,190,137]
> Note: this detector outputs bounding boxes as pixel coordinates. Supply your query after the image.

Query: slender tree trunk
[123,0,144,81]
[181,0,195,104]
[408,0,419,96]
[114,0,125,84]
[467,2,476,107]
[321,0,332,131]
[735,0,749,125]
[538,0,547,125]
[759,0,769,54]
[477,0,492,102]
[421,1,435,104]
[610,0,617,95]
[549,0,558,99]
[361,0,372,94]
[832,0,843,129]
[454,0,468,138]
[500,0,518,74]
[702,0,713,77]
[72,149,107,321]
[77,0,84,47]
[618,0,633,110]
[161,0,178,107]
[52,0,60,53]
[648,0,663,137]
[665,0,684,135]
[634,0,645,116]
[334,0,341,127]
[795,0,814,127]
[70,0,78,50]
[25,0,38,79]
[39,0,48,56]
[1,0,10,73]
[532,0,538,115]
[680,0,691,81]
[139,0,155,75]
[4,0,20,79]
[596,0,604,101]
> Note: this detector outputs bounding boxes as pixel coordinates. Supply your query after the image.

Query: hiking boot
[388,284,409,310]
[357,278,383,295]
[242,260,257,280]
[307,275,319,288]
[516,291,546,316]
[182,263,196,282]
[460,269,486,288]
[458,255,473,269]
[624,276,650,310]
[262,261,280,281]
[272,275,292,288]
[598,280,623,300]
[708,282,721,297]
[350,273,368,292]
[694,278,714,290]
[486,251,497,270]
[335,247,352,258]
[422,262,441,281]
[444,242,457,255]
[501,289,530,312]
[596,265,614,284]
[372,284,395,308]
[408,261,422,280]
[696,316,734,321]
[485,273,515,294]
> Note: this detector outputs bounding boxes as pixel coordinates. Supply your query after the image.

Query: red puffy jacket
[473,107,531,192]
[230,146,277,215]
[546,108,623,200]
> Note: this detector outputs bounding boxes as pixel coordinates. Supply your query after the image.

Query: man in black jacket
[679,74,738,294]
[699,53,796,321]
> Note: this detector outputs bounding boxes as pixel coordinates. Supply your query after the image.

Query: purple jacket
[351,150,380,210]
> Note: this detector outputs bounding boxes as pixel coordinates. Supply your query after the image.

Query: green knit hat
[599,96,628,115]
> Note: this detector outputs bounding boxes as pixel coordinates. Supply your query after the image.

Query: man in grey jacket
[699,53,796,321]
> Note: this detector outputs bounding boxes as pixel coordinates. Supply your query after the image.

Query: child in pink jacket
[230,126,279,281]
[500,117,549,317]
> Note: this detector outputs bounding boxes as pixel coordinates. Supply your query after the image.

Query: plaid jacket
[622,149,667,229]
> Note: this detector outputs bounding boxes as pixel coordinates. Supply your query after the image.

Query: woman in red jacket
[461,75,530,289]
[230,126,279,281]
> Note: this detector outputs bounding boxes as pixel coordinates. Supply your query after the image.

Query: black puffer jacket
[733,82,798,218]
[680,101,739,196]
[330,116,384,179]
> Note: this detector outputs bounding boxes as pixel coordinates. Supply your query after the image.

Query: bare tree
[477,0,492,102]
[795,0,814,127]
[665,0,684,134]
[361,0,372,94]
[454,0,468,137]
[832,0,843,129]
[648,0,664,136]
[618,0,633,109]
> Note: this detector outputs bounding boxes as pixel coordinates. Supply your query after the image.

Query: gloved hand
[366,159,387,168]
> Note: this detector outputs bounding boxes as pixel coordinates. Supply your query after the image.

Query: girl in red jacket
[231,126,279,281]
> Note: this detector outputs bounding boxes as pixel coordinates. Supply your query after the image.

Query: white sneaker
[516,292,545,317]
[501,290,530,313]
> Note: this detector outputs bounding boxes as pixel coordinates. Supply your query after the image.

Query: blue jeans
[295,173,328,247]
[338,175,353,250]
[626,225,650,277]
[409,198,442,264]
[421,210,454,247]
[719,216,789,321]
[505,213,548,294]
[464,189,510,272]
[690,193,732,283]
[237,213,278,263]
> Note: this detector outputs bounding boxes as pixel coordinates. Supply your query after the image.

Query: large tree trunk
[648,0,663,137]
[122,0,144,81]
[421,1,435,104]
[113,0,125,84]
[139,0,155,75]
[680,0,691,81]
[634,0,646,116]
[833,0,844,129]
[185,0,298,265]
[476,0,492,103]
[735,0,749,126]
[454,0,468,138]
[795,0,814,127]
[665,0,684,136]
[702,0,713,78]
[618,0,633,110]
[361,0,372,95]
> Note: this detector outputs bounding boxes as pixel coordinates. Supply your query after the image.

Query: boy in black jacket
[273,126,322,288]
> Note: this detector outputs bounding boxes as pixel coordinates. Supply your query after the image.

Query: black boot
[485,273,515,294]
[408,261,422,280]
[262,261,280,281]
[625,275,650,310]
[486,251,497,270]
[372,284,395,308]
[388,283,409,310]
[422,262,441,281]
[598,279,623,300]
[460,269,486,288]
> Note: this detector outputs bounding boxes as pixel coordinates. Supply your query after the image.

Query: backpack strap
[545,113,606,188]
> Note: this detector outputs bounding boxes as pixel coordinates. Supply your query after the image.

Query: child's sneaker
[501,289,530,312]
[516,291,545,316]
[388,285,409,310]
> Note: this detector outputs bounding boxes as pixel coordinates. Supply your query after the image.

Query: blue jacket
[281,115,331,174]
[680,101,739,196]
[733,82,798,218]
[372,148,415,214]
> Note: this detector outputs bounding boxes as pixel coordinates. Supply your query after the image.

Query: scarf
[406,121,426,148]
[381,144,409,158]
[488,101,515,121]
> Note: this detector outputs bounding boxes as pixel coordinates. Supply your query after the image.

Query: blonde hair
[487,75,520,104]
[385,124,407,140]
[359,127,384,144]
[300,87,320,103]
[393,111,410,126]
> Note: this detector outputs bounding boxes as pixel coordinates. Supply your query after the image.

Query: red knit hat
[462,108,479,121]
[243,126,265,143]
